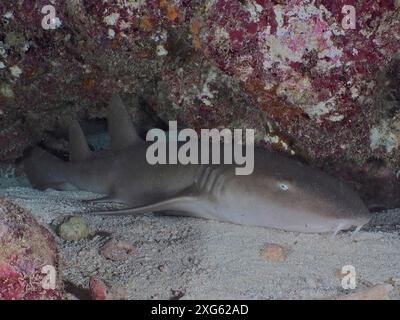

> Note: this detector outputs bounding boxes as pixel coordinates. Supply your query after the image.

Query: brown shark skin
[24,97,372,234]
[24,143,372,233]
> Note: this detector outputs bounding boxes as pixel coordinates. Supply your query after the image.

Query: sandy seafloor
[0,172,400,300]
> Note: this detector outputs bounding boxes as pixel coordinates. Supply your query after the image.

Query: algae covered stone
[59,216,89,241]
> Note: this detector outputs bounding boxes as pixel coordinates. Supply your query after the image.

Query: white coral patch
[260,3,343,72]
[0,84,14,98]
[108,28,116,39]
[276,77,315,105]
[264,135,280,145]
[244,1,264,23]
[303,97,336,123]
[10,65,22,78]
[53,17,62,29]
[350,86,359,99]
[264,134,293,153]
[156,45,168,56]
[104,13,120,26]
[119,20,132,30]
[0,41,7,58]
[328,114,344,122]
[199,68,218,106]
[116,0,145,10]
[370,120,400,153]
[3,11,14,19]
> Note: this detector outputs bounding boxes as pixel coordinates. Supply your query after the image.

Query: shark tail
[24,147,70,190]
[25,119,93,190]
[24,93,140,192]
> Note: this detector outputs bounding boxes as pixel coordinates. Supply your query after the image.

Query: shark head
[224,152,372,233]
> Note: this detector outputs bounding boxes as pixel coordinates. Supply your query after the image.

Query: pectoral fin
[83,195,199,216]
[81,195,124,205]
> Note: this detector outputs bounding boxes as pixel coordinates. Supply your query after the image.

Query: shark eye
[278,183,289,191]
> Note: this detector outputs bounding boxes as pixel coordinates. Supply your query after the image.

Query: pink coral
[0,198,63,300]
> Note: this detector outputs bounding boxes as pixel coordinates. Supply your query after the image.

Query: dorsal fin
[108,94,141,151]
[69,120,92,162]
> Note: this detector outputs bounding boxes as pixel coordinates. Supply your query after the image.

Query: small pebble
[58,216,89,241]
[100,238,134,261]
[158,265,167,273]
[89,276,113,300]
[171,289,186,300]
[260,243,288,262]
[305,277,318,289]
[388,277,400,287]
[336,284,392,300]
